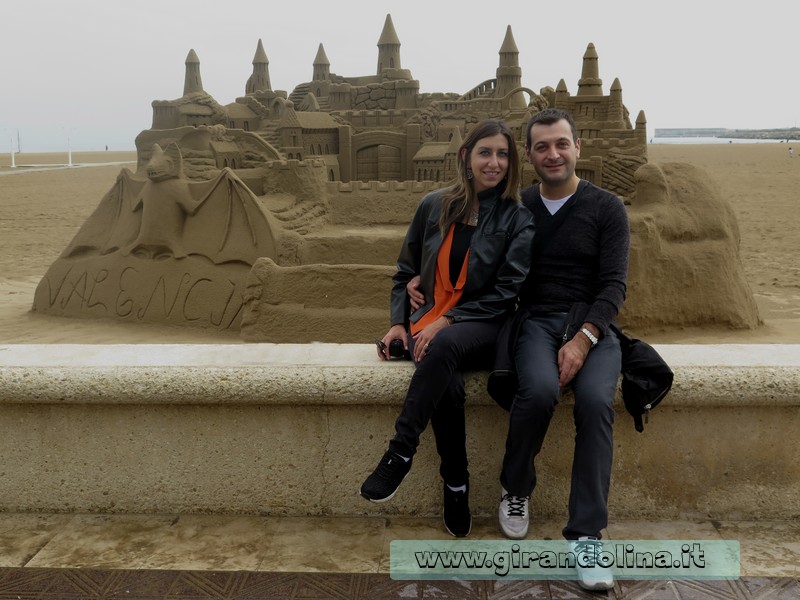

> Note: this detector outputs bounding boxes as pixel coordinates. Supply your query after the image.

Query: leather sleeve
[389,193,438,326]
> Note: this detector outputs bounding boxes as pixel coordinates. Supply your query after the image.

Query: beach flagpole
[10,132,16,168]
[67,131,72,167]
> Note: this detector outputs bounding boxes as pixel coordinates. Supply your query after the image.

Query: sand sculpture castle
[146,15,647,198]
[33,14,760,338]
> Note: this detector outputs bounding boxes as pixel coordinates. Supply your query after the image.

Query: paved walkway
[0,513,798,598]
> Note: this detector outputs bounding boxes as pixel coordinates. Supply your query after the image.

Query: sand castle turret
[496,26,525,109]
[246,39,271,94]
[554,79,569,108]
[609,77,624,122]
[577,42,602,96]
[312,43,331,82]
[636,110,648,146]
[183,49,204,96]
[376,14,401,74]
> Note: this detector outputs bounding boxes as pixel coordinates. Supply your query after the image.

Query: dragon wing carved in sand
[63,142,277,265]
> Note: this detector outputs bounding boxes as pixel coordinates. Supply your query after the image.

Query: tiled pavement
[0,514,798,599]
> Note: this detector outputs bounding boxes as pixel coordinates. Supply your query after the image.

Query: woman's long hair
[438,118,521,235]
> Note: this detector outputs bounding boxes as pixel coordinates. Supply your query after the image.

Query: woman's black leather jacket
[389,185,535,327]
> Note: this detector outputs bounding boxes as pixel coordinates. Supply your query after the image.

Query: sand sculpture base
[30,140,761,339]
[241,258,395,343]
[1,343,798,520]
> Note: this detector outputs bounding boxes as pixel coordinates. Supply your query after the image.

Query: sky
[2,0,798,152]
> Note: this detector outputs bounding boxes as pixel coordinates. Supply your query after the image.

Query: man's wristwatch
[579,327,599,347]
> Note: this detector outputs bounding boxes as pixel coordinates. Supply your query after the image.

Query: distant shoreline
[655,127,800,140]
[651,137,790,145]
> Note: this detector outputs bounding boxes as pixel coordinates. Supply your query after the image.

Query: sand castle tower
[183,49,203,95]
[245,39,272,94]
[496,26,526,109]
[608,77,624,122]
[577,42,602,96]
[312,44,331,82]
[376,14,401,75]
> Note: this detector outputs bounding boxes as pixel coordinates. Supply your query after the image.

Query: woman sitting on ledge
[359,118,534,537]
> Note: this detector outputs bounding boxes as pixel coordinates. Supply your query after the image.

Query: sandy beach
[1,144,798,345]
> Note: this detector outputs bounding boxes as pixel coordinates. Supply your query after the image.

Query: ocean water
[651,137,792,144]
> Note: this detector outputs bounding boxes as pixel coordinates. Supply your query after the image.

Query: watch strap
[579,327,598,347]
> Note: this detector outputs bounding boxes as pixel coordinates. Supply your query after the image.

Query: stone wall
[1,343,798,519]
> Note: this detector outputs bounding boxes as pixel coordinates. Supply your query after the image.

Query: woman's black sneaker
[360,451,412,503]
[443,482,472,537]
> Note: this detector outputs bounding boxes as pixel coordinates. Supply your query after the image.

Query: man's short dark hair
[525,108,578,148]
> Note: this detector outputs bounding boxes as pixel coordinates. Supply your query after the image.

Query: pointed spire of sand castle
[313,43,331,81]
[577,42,602,96]
[377,14,401,74]
[183,49,204,96]
[246,39,272,94]
[499,25,520,57]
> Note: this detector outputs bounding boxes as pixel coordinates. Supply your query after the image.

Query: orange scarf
[411,224,469,334]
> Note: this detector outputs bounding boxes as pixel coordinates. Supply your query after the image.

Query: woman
[359,118,534,537]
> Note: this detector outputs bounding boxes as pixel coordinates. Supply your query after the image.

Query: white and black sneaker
[359,450,411,503]
[498,486,529,539]
[569,536,614,591]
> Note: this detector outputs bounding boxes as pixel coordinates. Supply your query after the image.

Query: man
[497,108,630,591]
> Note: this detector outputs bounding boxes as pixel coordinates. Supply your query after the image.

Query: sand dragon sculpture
[33,14,760,337]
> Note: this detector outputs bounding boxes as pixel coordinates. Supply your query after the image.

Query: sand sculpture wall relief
[32,14,760,339]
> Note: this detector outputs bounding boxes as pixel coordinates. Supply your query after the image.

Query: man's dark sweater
[518,180,630,335]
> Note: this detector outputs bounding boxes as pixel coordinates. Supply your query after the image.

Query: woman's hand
[407,275,425,311]
[377,324,407,361]
[411,316,450,363]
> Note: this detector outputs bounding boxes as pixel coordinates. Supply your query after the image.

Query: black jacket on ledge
[390,183,535,328]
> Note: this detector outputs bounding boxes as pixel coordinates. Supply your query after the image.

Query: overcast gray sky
[3,0,797,152]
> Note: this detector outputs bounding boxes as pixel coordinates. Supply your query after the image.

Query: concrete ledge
[1,344,799,520]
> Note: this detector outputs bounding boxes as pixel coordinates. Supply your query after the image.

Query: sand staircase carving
[289,83,330,112]
[458,79,498,101]
[268,199,329,235]
[257,122,283,153]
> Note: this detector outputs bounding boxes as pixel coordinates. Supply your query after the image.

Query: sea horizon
[650,136,792,145]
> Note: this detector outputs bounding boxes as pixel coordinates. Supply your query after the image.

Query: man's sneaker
[569,536,615,591]
[359,450,411,503]
[498,487,529,539]
[442,483,471,537]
